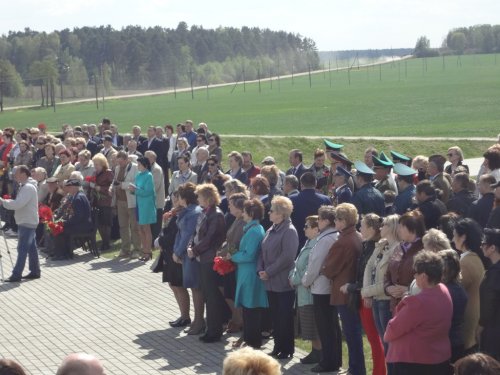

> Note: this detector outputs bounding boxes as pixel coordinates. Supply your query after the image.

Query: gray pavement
[0,239,306,374]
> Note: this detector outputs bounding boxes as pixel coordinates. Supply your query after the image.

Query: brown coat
[432,172,452,203]
[460,251,485,350]
[322,225,363,305]
[384,239,424,311]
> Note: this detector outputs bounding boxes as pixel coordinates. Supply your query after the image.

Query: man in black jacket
[468,174,496,228]
[416,180,448,230]
[447,172,475,217]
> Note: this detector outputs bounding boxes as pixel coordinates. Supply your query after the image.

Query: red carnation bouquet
[213,256,236,276]
[47,221,64,236]
[2,194,11,199]
[38,204,53,223]
[85,175,96,183]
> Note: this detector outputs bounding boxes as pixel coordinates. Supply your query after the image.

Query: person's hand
[173,254,182,264]
[187,247,195,259]
[386,285,400,298]
[128,184,136,192]
[339,283,349,294]
[258,271,269,281]
[394,285,409,298]
[95,185,101,192]
[363,297,373,309]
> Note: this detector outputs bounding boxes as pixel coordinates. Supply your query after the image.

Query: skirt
[162,249,183,287]
[182,257,200,289]
[297,304,318,341]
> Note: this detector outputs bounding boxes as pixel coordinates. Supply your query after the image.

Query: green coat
[134,170,156,225]
[289,237,319,306]
[232,220,268,308]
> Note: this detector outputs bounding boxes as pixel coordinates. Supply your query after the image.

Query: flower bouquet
[47,221,64,236]
[38,204,53,223]
[213,256,236,276]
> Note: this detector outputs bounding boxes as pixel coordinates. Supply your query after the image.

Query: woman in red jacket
[385,250,453,375]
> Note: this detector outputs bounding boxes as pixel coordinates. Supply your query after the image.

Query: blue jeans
[372,299,392,353]
[336,304,366,375]
[11,225,40,279]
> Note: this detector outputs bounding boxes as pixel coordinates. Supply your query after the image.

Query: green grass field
[1,54,500,138]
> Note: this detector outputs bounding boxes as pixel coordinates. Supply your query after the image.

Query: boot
[300,348,321,364]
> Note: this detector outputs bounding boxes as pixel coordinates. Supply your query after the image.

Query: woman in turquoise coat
[229,198,268,349]
[129,157,156,261]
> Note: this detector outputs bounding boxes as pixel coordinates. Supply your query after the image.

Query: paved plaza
[0,238,306,374]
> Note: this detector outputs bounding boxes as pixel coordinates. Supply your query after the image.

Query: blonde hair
[260,165,279,186]
[224,179,248,198]
[411,155,429,171]
[78,149,91,160]
[195,183,221,206]
[271,196,293,219]
[222,347,281,375]
[335,203,358,227]
[92,153,109,170]
[423,228,451,252]
[448,146,464,161]
[382,214,400,241]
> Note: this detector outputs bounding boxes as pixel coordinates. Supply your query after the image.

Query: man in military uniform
[393,163,417,215]
[390,150,413,167]
[352,161,385,217]
[332,166,353,206]
[373,152,398,194]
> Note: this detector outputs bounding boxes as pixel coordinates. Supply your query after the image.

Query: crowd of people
[1,119,500,375]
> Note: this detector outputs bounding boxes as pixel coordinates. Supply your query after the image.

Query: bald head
[57,353,105,375]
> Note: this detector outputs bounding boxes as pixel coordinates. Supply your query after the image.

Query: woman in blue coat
[129,157,156,261]
[229,198,268,348]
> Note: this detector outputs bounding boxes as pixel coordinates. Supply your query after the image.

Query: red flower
[213,256,235,276]
[2,194,11,199]
[47,221,64,236]
[85,175,96,183]
[323,170,330,177]
[38,204,53,223]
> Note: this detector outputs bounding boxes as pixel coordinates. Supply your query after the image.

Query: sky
[1,0,499,51]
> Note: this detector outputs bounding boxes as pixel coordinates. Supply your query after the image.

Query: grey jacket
[302,227,338,295]
[258,218,298,292]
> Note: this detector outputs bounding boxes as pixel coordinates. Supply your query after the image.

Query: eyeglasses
[196,139,203,142]
[447,153,454,157]
[208,139,215,142]
[207,163,216,166]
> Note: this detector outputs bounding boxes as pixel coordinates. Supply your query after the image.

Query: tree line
[0,22,319,102]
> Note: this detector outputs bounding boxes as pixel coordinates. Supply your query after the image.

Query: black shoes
[199,334,220,343]
[22,273,41,280]
[300,349,321,364]
[310,364,339,373]
[275,352,293,360]
[169,317,191,328]
[4,276,21,282]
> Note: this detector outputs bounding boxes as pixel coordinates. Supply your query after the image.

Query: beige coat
[361,239,399,301]
[460,251,485,350]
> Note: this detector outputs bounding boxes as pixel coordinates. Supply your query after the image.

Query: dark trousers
[267,290,295,355]
[313,294,342,371]
[393,361,451,375]
[200,262,229,338]
[242,307,263,348]
[337,304,366,375]
[151,209,163,247]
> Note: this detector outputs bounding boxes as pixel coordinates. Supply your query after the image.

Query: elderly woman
[202,155,230,196]
[75,150,95,190]
[129,157,156,261]
[37,143,59,177]
[302,205,342,373]
[411,155,429,182]
[250,176,272,230]
[229,198,267,349]
[385,210,425,311]
[173,183,204,335]
[222,178,247,220]
[89,153,114,252]
[362,214,400,354]
[258,196,298,359]
[222,347,281,375]
[310,149,330,193]
[439,249,468,363]
[445,146,469,177]
[322,203,365,375]
[481,145,500,182]
[170,137,190,172]
[342,213,385,375]
[53,149,75,185]
[168,154,197,196]
[220,192,248,336]
[188,183,228,343]
[289,215,321,365]
[453,218,486,354]
[479,228,500,361]
[385,251,453,375]
[14,140,32,167]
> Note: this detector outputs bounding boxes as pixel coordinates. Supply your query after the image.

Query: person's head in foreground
[0,358,27,375]
[454,353,500,375]
[222,347,281,375]
[56,353,105,375]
